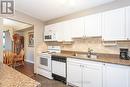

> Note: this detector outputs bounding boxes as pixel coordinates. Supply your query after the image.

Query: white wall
[5,31,12,51]
[24,29,34,63]
[0,18,3,62]
[6,11,45,73]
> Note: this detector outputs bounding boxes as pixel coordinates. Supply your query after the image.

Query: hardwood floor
[15,62,34,77]
[15,62,69,87]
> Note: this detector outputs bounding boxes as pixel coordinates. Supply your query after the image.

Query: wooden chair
[3,51,14,67]
[13,49,24,67]
[3,51,6,64]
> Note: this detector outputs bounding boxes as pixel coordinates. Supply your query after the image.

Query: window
[3,32,5,49]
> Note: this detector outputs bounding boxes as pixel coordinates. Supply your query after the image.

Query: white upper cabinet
[70,17,85,38]
[44,21,73,42]
[85,13,102,37]
[126,6,130,40]
[58,20,73,42]
[56,21,70,42]
[44,24,54,35]
[56,17,84,41]
[44,6,130,42]
[102,8,126,41]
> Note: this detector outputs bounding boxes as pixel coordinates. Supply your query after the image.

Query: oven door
[38,54,51,71]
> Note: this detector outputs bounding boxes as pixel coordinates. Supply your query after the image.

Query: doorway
[2,18,34,65]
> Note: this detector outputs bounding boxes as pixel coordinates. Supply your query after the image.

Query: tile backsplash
[45,37,130,54]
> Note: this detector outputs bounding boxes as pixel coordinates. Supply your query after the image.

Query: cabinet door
[45,24,58,34]
[63,20,73,41]
[57,21,73,42]
[83,64,102,87]
[102,8,126,41]
[85,13,102,37]
[126,6,130,40]
[44,25,53,35]
[104,64,129,87]
[70,17,85,38]
[63,17,85,40]
[129,69,130,87]
[67,61,82,87]
[55,22,65,42]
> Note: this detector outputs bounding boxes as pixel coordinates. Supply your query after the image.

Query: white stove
[37,46,61,79]
[48,46,61,53]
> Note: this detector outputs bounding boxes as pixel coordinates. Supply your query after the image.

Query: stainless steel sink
[74,53,97,59]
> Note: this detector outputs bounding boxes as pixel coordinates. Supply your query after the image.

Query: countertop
[51,52,130,66]
[0,63,40,87]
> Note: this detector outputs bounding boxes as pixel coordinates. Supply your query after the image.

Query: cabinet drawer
[67,58,103,67]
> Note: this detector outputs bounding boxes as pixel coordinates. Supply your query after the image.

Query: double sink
[73,53,98,59]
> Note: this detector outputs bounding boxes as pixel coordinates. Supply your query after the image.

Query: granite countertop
[52,52,130,66]
[0,63,40,87]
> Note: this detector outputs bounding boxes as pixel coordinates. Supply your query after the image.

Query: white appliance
[44,27,58,41]
[37,46,61,79]
[48,46,61,53]
[52,55,67,83]
[44,34,57,41]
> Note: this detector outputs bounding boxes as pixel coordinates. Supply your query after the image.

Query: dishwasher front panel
[52,60,66,78]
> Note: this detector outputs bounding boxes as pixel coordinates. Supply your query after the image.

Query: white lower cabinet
[103,64,130,87]
[67,58,130,87]
[67,61,82,87]
[83,64,102,87]
[67,58,103,87]
[129,69,130,87]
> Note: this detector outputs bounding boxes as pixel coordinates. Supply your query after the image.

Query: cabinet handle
[80,65,85,67]
[80,65,82,67]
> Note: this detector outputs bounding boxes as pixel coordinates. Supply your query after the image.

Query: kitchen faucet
[87,48,93,58]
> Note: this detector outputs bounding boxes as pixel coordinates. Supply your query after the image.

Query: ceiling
[3,18,32,31]
[15,0,115,21]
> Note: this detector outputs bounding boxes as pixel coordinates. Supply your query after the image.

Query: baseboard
[25,59,34,64]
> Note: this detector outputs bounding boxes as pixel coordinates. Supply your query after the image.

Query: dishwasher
[51,55,67,83]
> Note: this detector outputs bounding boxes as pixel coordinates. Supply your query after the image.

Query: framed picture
[28,32,34,47]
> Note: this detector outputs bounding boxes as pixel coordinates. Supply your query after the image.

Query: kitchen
[0,0,130,87]
[37,1,130,87]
